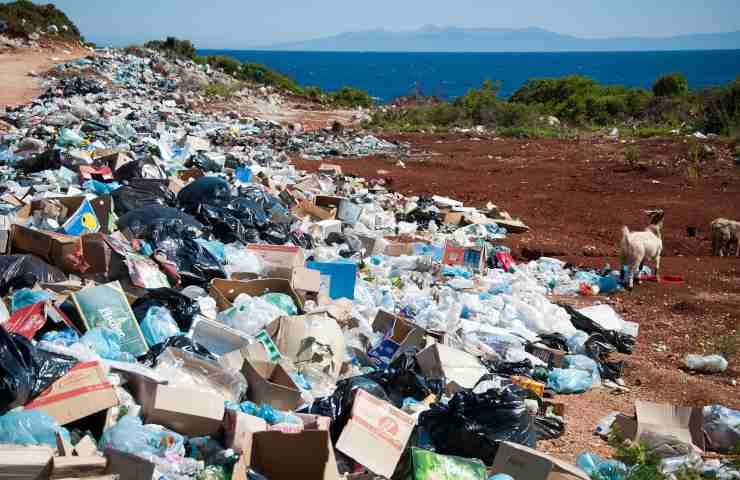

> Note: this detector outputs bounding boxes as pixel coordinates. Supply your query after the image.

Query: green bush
[330,86,374,108]
[653,73,689,97]
[239,63,303,95]
[201,55,242,77]
[144,37,197,59]
[698,76,740,135]
[203,82,241,99]
[0,0,81,39]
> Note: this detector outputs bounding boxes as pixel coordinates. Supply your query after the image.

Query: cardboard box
[612,400,706,451]
[135,383,225,437]
[25,361,119,425]
[369,310,427,367]
[306,261,358,300]
[526,343,566,368]
[416,343,488,393]
[10,224,84,273]
[336,390,416,479]
[310,219,342,241]
[295,199,337,221]
[104,449,155,480]
[72,281,149,358]
[242,359,302,411]
[244,314,346,378]
[406,447,487,480]
[318,163,342,176]
[51,456,107,479]
[442,242,487,272]
[210,278,305,313]
[337,199,363,224]
[228,410,341,480]
[17,196,114,234]
[0,214,10,253]
[0,444,54,480]
[246,244,305,278]
[491,441,589,480]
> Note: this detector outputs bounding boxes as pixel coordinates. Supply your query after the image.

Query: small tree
[653,73,689,97]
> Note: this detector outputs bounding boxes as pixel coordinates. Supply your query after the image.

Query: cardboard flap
[491,442,589,480]
[634,401,705,450]
[416,343,487,392]
[251,430,341,480]
[242,359,301,411]
[210,278,304,313]
[268,314,346,377]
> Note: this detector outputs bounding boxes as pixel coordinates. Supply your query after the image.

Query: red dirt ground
[296,133,740,461]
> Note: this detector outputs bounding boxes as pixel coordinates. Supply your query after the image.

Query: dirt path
[296,133,740,461]
[0,44,88,109]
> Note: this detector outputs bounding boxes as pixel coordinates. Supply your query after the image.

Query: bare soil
[296,133,740,461]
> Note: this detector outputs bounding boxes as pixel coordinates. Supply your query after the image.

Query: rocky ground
[296,133,740,461]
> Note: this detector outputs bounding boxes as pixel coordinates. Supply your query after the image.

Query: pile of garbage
[0,48,737,480]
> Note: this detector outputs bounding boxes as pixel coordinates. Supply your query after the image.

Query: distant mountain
[263,26,740,52]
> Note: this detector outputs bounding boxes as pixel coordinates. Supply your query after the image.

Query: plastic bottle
[683,354,728,373]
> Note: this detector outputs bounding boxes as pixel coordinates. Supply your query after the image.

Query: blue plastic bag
[81,327,135,362]
[83,180,120,195]
[99,416,184,458]
[576,452,628,480]
[563,354,601,385]
[547,368,592,394]
[0,410,70,447]
[261,293,298,316]
[11,288,51,312]
[140,306,181,347]
[40,329,80,347]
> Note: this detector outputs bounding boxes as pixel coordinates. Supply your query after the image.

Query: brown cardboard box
[295,199,337,221]
[318,164,343,176]
[51,456,107,479]
[136,384,226,437]
[612,400,706,451]
[210,278,304,313]
[17,196,114,234]
[24,361,119,425]
[10,224,84,273]
[526,343,566,368]
[245,244,305,278]
[244,313,346,378]
[416,343,488,393]
[0,444,54,480]
[104,449,155,480]
[371,310,427,362]
[241,359,302,411]
[0,214,10,253]
[223,409,268,453]
[491,442,589,480]
[336,390,416,478]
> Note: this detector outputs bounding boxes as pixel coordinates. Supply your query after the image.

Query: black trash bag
[536,415,566,440]
[113,158,167,182]
[289,230,314,250]
[0,326,76,415]
[138,335,217,368]
[132,288,201,332]
[537,333,570,352]
[0,255,67,296]
[117,206,203,234]
[260,222,290,245]
[483,358,533,377]
[417,384,535,465]
[111,179,176,216]
[185,153,223,173]
[364,349,441,408]
[14,149,62,173]
[178,176,232,214]
[307,375,390,444]
[562,305,636,354]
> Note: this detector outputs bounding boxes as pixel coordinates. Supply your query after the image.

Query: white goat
[711,218,740,256]
[621,210,664,289]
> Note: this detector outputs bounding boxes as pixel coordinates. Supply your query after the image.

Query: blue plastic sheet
[81,327,136,362]
[0,410,70,447]
[140,306,181,347]
[11,288,51,312]
[547,368,592,394]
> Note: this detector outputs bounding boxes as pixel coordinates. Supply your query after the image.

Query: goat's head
[645,209,665,226]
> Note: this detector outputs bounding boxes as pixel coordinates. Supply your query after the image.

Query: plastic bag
[111,179,176,216]
[364,350,442,408]
[0,410,71,447]
[0,255,67,296]
[704,405,740,453]
[262,292,298,316]
[536,415,566,440]
[563,305,635,354]
[81,327,136,362]
[417,384,535,465]
[132,288,201,332]
[138,335,217,367]
[40,329,80,347]
[140,306,181,347]
[99,415,185,458]
[217,294,284,336]
[547,368,592,394]
[576,452,628,480]
[683,354,728,373]
[11,288,51,312]
[563,355,601,385]
[177,176,232,213]
[308,376,390,444]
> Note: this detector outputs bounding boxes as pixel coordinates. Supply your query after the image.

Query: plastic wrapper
[0,255,67,296]
[11,288,51,312]
[1,326,77,414]
[262,292,298,315]
[153,347,247,403]
[99,415,185,458]
[140,306,181,347]
[81,327,136,363]
[0,410,71,447]
[417,384,535,465]
[308,375,390,444]
[223,244,264,277]
[132,288,201,332]
[547,368,593,394]
[217,294,284,336]
[704,405,740,453]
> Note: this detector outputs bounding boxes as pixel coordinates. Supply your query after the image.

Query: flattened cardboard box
[336,389,416,479]
[135,383,225,437]
[24,361,119,425]
[491,441,589,480]
[416,343,488,393]
[612,400,706,451]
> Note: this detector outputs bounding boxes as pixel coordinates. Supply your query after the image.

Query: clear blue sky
[40,0,740,49]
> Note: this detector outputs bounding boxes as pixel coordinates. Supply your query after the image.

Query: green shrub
[653,73,689,97]
[202,82,241,99]
[303,86,325,102]
[201,55,242,76]
[698,76,740,135]
[144,37,197,59]
[239,63,303,95]
[0,0,81,39]
[330,86,374,108]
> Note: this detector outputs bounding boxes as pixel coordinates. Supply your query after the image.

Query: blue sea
[198,49,740,103]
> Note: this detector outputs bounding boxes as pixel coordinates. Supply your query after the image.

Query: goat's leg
[655,253,661,281]
[630,259,642,289]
